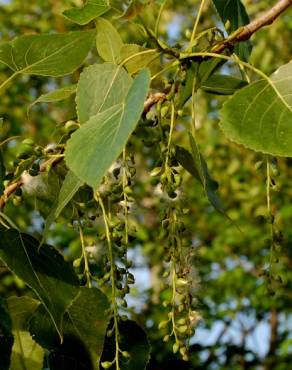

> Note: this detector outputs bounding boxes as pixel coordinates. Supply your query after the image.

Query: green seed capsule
[173,342,180,354]
[158,320,169,329]
[163,334,170,342]
[177,325,188,333]
[180,346,187,356]
[73,258,82,268]
[122,351,130,359]
[101,361,113,369]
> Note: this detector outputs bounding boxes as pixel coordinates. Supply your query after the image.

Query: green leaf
[201,74,247,95]
[212,0,251,61]
[30,287,109,370]
[96,18,123,63]
[0,229,79,340]
[46,64,132,222]
[219,60,292,157]
[0,30,95,76]
[9,331,44,370]
[101,319,150,370]
[175,145,202,184]
[6,296,43,370]
[6,296,40,330]
[76,63,132,124]
[66,69,150,189]
[63,0,110,25]
[178,58,225,108]
[30,85,77,107]
[55,171,84,218]
[119,44,159,74]
[0,298,14,370]
[176,133,225,214]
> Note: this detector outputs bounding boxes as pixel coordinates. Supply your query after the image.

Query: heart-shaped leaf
[63,0,110,25]
[0,229,79,340]
[30,287,109,370]
[66,69,150,189]
[46,64,133,221]
[0,30,95,76]
[219,60,292,157]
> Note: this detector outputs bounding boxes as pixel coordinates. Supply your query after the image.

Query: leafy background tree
[0,1,292,369]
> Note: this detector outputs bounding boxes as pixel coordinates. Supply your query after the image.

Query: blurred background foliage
[0,0,292,369]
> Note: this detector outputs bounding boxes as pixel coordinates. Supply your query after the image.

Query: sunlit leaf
[0,229,79,340]
[219,60,292,156]
[76,63,132,124]
[9,331,44,370]
[63,0,110,25]
[120,44,159,74]
[0,31,95,76]
[96,18,123,63]
[6,296,43,370]
[30,85,77,107]
[66,69,150,189]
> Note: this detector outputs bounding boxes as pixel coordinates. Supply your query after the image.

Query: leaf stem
[97,192,120,370]
[122,148,129,245]
[188,0,207,50]
[266,158,274,280]
[165,102,175,169]
[78,223,91,288]
[155,0,167,37]
[0,72,19,95]
[180,51,291,111]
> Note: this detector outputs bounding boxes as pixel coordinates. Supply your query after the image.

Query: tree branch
[212,0,292,53]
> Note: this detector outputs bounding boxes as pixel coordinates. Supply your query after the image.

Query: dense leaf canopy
[0,1,292,370]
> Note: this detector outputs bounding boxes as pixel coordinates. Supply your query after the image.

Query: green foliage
[0,31,95,77]
[0,1,292,369]
[30,85,77,107]
[6,296,43,370]
[0,229,79,340]
[76,63,132,124]
[211,0,252,60]
[63,0,110,25]
[220,60,292,156]
[66,69,150,189]
[96,18,123,63]
[30,288,109,370]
